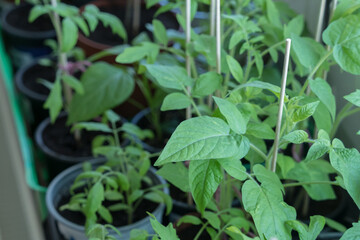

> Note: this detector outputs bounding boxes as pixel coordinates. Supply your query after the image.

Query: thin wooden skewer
[323,0,338,80]
[315,0,327,42]
[215,0,221,75]
[133,0,141,37]
[271,39,292,172]
[306,0,326,95]
[207,0,216,108]
[186,0,192,119]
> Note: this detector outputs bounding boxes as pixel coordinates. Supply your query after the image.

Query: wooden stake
[271,39,291,172]
[315,0,327,42]
[133,0,141,38]
[186,0,192,119]
[307,0,326,95]
[215,0,221,75]
[207,0,216,108]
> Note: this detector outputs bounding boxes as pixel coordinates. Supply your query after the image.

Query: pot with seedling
[46,110,172,240]
[28,0,135,180]
[0,2,56,68]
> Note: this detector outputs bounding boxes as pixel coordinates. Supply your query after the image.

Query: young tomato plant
[61,110,172,236]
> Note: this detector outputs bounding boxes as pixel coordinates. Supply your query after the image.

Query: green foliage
[323,15,360,74]
[242,165,296,240]
[161,93,191,111]
[68,63,134,124]
[286,215,325,240]
[189,159,223,214]
[155,117,240,166]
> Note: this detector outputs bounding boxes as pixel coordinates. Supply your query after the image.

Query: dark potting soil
[85,4,179,46]
[42,116,99,157]
[22,63,56,96]
[57,191,158,227]
[170,184,189,204]
[6,4,53,32]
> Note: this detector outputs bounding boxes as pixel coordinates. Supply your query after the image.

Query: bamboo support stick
[215,0,221,75]
[133,0,141,37]
[186,0,192,120]
[306,0,327,95]
[207,0,216,108]
[271,39,292,172]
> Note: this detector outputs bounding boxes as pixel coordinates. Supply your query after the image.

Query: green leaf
[130,229,148,240]
[287,160,336,201]
[116,43,160,64]
[242,165,296,240]
[246,122,275,139]
[28,5,49,22]
[177,215,202,226]
[145,65,193,90]
[313,102,333,135]
[265,0,281,27]
[192,72,222,97]
[156,163,189,192]
[68,62,134,124]
[292,101,320,122]
[286,215,325,240]
[153,19,168,46]
[84,182,104,216]
[44,79,62,123]
[323,15,360,74]
[234,80,281,96]
[291,34,326,70]
[105,191,123,201]
[226,55,244,83]
[325,217,347,233]
[155,117,240,166]
[129,190,144,203]
[62,75,84,95]
[161,93,191,111]
[332,0,360,22]
[72,122,112,133]
[309,78,336,120]
[218,155,249,181]
[284,15,304,38]
[61,18,78,52]
[189,159,223,214]
[340,221,360,240]
[305,139,330,162]
[330,148,360,208]
[344,89,360,107]
[98,206,112,223]
[282,130,308,144]
[73,16,89,36]
[150,215,179,240]
[108,203,129,211]
[213,97,246,134]
[226,226,260,240]
[203,211,221,229]
[97,12,127,40]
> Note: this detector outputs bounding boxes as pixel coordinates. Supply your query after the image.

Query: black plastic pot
[1,3,55,68]
[15,58,54,134]
[46,158,168,240]
[131,108,184,153]
[35,113,128,181]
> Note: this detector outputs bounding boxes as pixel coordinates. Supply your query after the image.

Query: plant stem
[194,223,209,240]
[300,49,333,96]
[330,102,360,138]
[250,143,268,162]
[283,181,339,188]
